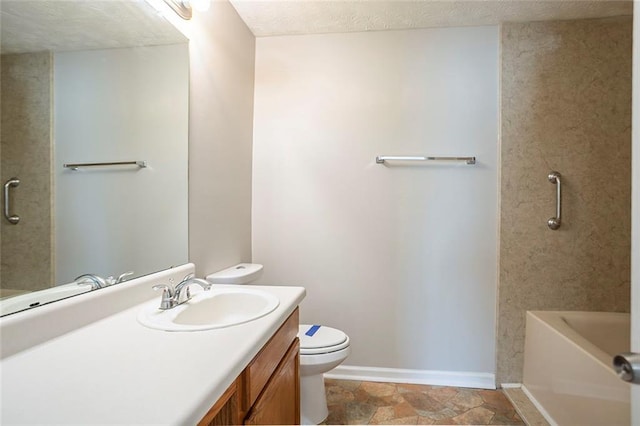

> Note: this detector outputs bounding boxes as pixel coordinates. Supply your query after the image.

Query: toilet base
[300,373,328,425]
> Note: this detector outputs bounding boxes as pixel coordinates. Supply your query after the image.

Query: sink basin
[137,287,279,331]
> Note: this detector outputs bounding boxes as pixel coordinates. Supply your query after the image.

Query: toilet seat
[298,324,350,355]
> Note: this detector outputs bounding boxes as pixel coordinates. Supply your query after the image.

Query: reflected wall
[1,52,53,294]
[0,0,190,315]
[54,44,189,285]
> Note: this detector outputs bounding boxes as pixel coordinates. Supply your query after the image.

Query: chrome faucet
[74,273,107,290]
[106,271,134,286]
[152,275,212,310]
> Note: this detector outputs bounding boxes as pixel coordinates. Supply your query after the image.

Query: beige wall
[497,17,632,384]
[253,27,499,383]
[180,0,256,278]
[0,52,53,292]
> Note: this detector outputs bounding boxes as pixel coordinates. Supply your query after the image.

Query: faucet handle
[117,271,134,283]
[152,284,175,310]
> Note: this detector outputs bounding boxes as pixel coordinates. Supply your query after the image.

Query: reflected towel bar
[375,156,476,165]
[63,161,147,171]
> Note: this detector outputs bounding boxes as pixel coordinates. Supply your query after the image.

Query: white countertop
[0,275,305,425]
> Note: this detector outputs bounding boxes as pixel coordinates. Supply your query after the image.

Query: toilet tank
[205,263,263,284]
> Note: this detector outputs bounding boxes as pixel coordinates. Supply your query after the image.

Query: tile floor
[324,379,524,425]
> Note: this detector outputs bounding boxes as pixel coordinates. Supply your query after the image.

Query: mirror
[0,0,190,316]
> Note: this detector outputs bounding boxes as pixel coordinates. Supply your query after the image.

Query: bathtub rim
[526,310,629,376]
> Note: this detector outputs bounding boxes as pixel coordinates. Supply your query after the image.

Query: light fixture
[163,0,192,20]
[162,0,211,19]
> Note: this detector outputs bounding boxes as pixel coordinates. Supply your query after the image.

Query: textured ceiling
[1,0,187,54]
[228,0,633,37]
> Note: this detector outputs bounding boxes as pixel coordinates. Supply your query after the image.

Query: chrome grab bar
[3,178,20,225]
[547,171,561,230]
[63,161,147,171]
[376,156,476,165]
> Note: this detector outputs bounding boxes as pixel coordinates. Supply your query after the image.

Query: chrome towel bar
[375,156,476,165]
[547,171,562,230]
[63,161,147,171]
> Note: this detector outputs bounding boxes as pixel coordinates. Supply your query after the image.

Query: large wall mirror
[0,0,189,316]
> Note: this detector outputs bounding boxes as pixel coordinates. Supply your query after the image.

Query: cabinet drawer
[243,308,299,409]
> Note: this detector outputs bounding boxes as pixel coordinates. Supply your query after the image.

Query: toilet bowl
[205,264,351,425]
[298,324,351,425]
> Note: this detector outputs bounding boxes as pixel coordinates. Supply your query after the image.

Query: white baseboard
[324,364,496,390]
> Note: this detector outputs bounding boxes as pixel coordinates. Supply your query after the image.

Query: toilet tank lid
[205,263,263,284]
[298,324,348,351]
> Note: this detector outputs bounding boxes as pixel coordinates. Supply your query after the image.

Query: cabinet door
[245,339,300,425]
[198,379,241,426]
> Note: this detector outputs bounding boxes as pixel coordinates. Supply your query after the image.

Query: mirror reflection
[0,0,190,316]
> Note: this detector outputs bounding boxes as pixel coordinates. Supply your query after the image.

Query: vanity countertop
[0,279,305,424]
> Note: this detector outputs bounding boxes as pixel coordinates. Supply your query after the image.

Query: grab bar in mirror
[375,156,476,165]
[547,171,562,230]
[63,161,147,171]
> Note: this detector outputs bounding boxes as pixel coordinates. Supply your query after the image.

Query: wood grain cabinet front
[244,339,300,425]
[198,308,300,425]
[198,379,241,426]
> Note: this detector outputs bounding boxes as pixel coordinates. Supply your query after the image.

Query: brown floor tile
[420,407,459,421]
[478,390,518,414]
[361,382,397,397]
[393,401,418,418]
[425,386,459,405]
[369,406,396,424]
[385,416,419,425]
[327,378,362,391]
[402,390,449,414]
[324,380,524,426]
[451,406,495,424]
[448,389,484,410]
[344,400,377,424]
[326,383,356,405]
[326,403,347,425]
[490,412,525,425]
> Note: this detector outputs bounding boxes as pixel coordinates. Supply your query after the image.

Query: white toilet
[205,263,264,284]
[298,324,350,425]
[205,263,351,425]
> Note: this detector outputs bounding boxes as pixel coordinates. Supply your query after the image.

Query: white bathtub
[523,311,631,426]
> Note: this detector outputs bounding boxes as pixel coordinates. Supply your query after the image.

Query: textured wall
[0,52,53,292]
[253,27,499,379]
[497,17,632,384]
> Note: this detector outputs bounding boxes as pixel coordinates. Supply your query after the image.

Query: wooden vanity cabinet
[198,308,300,426]
[244,339,299,425]
[198,378,242,426]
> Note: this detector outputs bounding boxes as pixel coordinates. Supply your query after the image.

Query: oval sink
[137,287,279,331]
